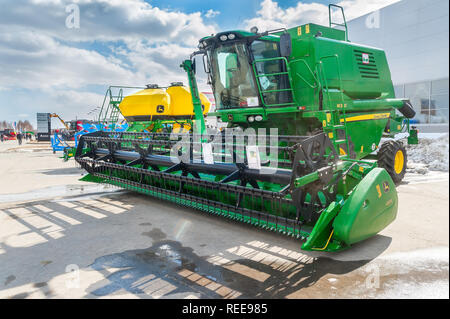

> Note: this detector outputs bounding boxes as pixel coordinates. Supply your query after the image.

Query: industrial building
[347,0,449,131]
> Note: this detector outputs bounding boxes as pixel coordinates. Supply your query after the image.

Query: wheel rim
[394,150,404,174]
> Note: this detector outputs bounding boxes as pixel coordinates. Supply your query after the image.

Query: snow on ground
[375,247,449,299]
[407,134,449,174]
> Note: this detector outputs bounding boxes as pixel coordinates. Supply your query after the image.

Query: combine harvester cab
[75,5,418,252]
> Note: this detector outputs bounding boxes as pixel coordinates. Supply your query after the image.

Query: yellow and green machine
[118,83,211,134]
[62,84,211,160]
[75,5,418,251]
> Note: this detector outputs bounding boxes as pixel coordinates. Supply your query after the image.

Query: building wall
[347,0,449,124]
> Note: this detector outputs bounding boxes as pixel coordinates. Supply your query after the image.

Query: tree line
[0,120,34,132]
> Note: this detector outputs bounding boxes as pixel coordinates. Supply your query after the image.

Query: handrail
[252,57,297,107]
[289,58,318,89]
[315,54,351,159]
[328,4,348,41]
[316,54,345,109]
[97,86,144,126]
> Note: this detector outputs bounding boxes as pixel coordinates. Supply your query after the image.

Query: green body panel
[408,127,419,145]
[212,23,415,159]
[285,24,395,110]
[303,110,391,159]
[339,117,387,158]
[301,201,343,251]
[333,168,398,244]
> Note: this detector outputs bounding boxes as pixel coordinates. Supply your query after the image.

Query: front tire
[377,140,407,184]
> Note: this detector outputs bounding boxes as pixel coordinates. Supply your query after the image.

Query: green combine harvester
[75,5,418,252]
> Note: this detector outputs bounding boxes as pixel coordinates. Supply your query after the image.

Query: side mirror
[280,33,292,57]
[192,59,196,74]
[202,54,210,73]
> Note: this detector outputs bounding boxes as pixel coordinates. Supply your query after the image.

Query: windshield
[210,43,260,109]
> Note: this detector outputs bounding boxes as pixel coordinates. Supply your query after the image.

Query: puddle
[0,184,121,203]
[4,148,51,153]
[86,239,209,297]
[33,282,47,288]
[142,228,167,241]
[86,237,371,298]
[41,167,85,176]
[9,292,29,299]
[4,275,16,286]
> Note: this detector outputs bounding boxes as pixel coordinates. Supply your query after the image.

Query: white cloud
[1,0,216,46]
[0,0,217,124]
[244,0,400,31]
[47,89,107,120]
[0,31,140,90]
[205,9,220,18]
[0,0,218,91]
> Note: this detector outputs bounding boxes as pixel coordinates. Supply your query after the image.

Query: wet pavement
[0,188,448,299]
[0,140,448,298]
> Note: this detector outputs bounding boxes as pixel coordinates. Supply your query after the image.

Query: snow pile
[407,134,449,174]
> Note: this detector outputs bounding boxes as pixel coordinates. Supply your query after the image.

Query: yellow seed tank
[119,84,211,121]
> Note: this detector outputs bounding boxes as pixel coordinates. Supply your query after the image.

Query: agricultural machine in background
[75,5,419,251]
[117,82,211,133]
[60,84,212,160]
[50,113,83,153]
[61,122,129,160]
[0,129,17,140]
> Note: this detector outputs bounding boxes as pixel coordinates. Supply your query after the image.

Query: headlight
[228,33,236,40]
[255,115,263,122]
[219,35,228,41]
[248,116,255,123]
[202,41,208,47]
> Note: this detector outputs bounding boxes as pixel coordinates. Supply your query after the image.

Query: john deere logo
[156,105,164,113]
[383,181,390,193]
[362,53,370,64]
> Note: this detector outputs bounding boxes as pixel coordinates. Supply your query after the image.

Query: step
[335,139,347,144]
[324,125,345,131]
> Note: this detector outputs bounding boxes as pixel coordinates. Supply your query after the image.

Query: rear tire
[377,140,407,184]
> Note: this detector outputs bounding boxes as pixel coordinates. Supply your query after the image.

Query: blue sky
[147,0,330,28]
[0,0,399,128]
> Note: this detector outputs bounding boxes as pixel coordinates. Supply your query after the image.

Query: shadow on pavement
[0,192,391,299]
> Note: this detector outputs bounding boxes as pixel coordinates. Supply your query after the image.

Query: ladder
[329,4,349,42]
[316,55,351,159]
[97,86,144,130]
[98,87,123,127]
[252,57,297,107]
